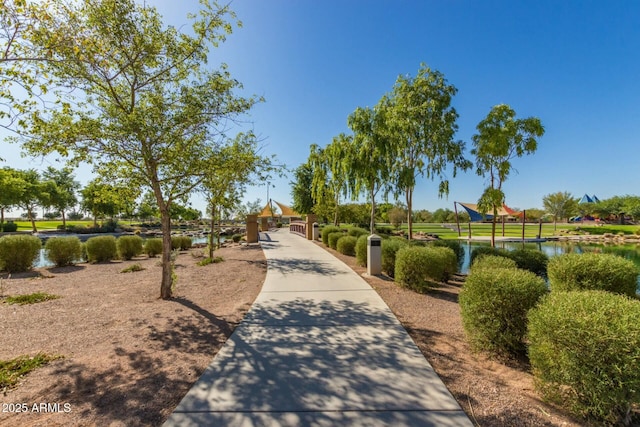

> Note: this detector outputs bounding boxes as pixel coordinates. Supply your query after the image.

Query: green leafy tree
[0,167,24,224]
[387,64,471,239]
[136,191,159,222]
[41,166,79,229]
[347,105,393,233]
[542,191,578,229]
[201,133,279,257]
[290,162,315,215]
[471,104,544,247]
[388,206,406,229]
[80,179,135,226]
[13,169,48,232]
[13,0,259,299]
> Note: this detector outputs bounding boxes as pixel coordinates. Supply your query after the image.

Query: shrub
[321,225,341,246]
[469,245,509,265]
[117,235,143,260]
[0,235,42,273]
[197,256,224,266]
[347,227,369,238]
[327,231,345,250]
[44,236,83,267]
[470,254,518,272]
[85,235,117,263]
[547,252,639,297]
[336,235,357,256]
[355,235,368,267]
[509,249,548,277]
[120,263,144,273]
[395,246,457,292]
[528,291,640,425]
[144,238,163,257]
[231,233,243,243]
[381,238,407,278]
[1,221,17,232]
[171,235,192,251]
[5,292,60,305]
[460,267,547,356]
[430,239,464,265]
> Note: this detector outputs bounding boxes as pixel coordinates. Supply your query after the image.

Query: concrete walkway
[164,230,472,427]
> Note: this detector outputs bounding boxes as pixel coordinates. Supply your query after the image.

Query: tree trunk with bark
[160,206,173,300]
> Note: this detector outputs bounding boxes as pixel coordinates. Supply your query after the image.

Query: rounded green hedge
[336,235,357,256]
[0,234,42,273]
[528,291,640,425]
[430,239,464,265]
[171,235,192,251]
[547,252,639,297]
[395,246,457,292]
[144,238,163,257]
[44,236,83,267]
[355,235,368,267]
[509,248,548,277]
[117,235,143,260]
[321,225,341,246]
[382,238,407,278]
[347,227,369,238]
[1,221,18,232]
[460,267,547,356]
[470,254,518,272]
[469,246,509,265]
[85,235,117,263]
[327,231,345,250]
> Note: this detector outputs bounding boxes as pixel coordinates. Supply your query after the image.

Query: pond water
[33,235,217,268]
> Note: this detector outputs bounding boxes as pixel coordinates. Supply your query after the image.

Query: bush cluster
[117,235,143,260]
[144,238,163,257]
[171,235,192,251]
[85,235,117,263]
[1,221,18,232]
[231,233,243,243]
[0,235,42,273]
[469,245,508,265]
[347,227,369,238]
[44,236,83,267]
[381,238,406,278]
[460,267,547,356]
[547,252,639,297]
[395,245,457,292]
[528,291,640,425]
[355,235,368,267]
[470,254,518,271]
[336,235,357,256]
[321,225,341,246]
[509,249,549,277]
[430,239,464,266]
[327,231,345,250]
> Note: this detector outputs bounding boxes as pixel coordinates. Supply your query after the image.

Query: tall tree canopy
[387,64,471,239]
[6,0,261,298]
[472,104,544,246]
[542,191,578,230]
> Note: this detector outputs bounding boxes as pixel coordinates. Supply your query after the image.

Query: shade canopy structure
[456,202,523,222]
[257,199,301,219]
[579,194,600,204]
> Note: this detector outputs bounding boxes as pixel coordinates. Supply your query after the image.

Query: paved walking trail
[164,230,472,426]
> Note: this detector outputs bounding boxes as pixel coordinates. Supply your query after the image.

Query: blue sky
[4,0,640,215]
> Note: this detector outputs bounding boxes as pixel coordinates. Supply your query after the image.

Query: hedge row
[0,234,195,272]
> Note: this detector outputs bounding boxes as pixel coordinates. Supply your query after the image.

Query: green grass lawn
[7,220,95,231]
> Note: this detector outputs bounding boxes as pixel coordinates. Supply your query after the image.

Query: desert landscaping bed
[0,236,594,426]
[0,244,266,427]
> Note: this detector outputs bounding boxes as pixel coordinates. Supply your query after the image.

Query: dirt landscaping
[0,244,266,427]
[1,236,590,426]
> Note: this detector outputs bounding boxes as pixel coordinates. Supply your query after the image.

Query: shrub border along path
[314,238,584,427]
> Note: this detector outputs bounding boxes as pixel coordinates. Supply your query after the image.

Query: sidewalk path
[164,230,472,426]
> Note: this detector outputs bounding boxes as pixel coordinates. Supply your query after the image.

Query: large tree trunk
[406,187,413,240]
[160,207,173,299]
[61,210,67,230]
[28,207,37,232]
[1,207,4,225]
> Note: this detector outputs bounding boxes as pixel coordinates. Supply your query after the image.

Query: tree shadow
[168,297,469,425]
[46,265,86,274]
[265,258,349,276]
